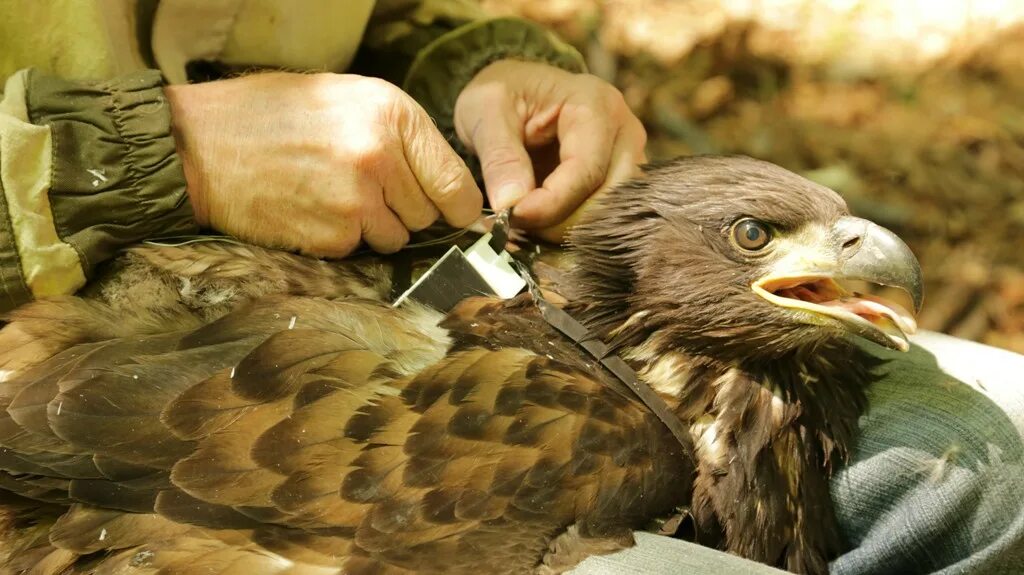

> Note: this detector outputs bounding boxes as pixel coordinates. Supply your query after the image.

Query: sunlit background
[480,0,1024,353]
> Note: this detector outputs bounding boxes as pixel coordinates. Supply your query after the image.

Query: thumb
[465,110,535,211]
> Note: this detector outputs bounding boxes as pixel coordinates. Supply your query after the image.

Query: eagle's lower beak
[752,217,923,352]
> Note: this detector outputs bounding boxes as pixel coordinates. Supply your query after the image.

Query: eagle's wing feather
[0,276,688,573]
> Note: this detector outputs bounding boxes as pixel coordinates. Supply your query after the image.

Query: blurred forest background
[479,0,1024,353]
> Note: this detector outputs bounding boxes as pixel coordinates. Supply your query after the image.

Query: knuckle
[356,76,402,100]
[382,90,416,121]
[363,79,416,112]
[395,231,411,249]
[462,80,507,107]
[367,224,409,254]
[380,93,431,138]
[307,72,340,92]
[355,77,419,121]
[580,73,611,93]
[429,165,469,203]
[602,87,628,113]
[575,74,627,112]
[407,206,440,232]
[574,72,598,86]
[328,196,363,221]
[306,231,360,259]
[353,149,387,173]
[379,237,409,255]
[342,136,391,173]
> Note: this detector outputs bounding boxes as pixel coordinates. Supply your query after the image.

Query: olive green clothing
[0,0,585,311]
[0,69,194,311]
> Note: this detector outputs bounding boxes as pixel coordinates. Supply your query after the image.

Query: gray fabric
[572,331,1024,574]
[832,331,1024,575]
[573,532,786,574]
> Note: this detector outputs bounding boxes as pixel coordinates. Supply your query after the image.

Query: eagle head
[568,155,922,363]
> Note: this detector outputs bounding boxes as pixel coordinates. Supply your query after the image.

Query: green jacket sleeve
[0,68,197,312]
[354,2,587,167]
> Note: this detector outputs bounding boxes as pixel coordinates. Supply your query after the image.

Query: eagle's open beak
[752,216,923,352]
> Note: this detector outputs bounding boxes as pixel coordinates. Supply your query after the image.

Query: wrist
[165,84,209,228]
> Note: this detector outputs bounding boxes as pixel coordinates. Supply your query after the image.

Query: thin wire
[142,235,249,247]
[142,209,496,251]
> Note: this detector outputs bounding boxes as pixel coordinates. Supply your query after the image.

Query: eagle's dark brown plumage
[0,156,921,574]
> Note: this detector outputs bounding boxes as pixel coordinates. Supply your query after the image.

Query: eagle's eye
[732,218,773,251]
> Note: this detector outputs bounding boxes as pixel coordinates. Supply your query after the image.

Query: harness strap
[516,262,694,455]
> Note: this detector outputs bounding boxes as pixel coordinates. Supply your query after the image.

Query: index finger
[400,107,483,228]
[513,105,615,228]
[530,120,647,243]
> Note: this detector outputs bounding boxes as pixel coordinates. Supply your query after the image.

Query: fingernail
[493,182,528,210]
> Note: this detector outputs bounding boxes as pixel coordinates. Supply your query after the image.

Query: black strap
[515,262,694,454]
[389,249,415,302]
[488,209,511,253]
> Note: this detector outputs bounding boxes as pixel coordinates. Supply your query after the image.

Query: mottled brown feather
[0,156,896,574]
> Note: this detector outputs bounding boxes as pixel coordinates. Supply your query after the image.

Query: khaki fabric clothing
[0,0,585,311]
[0,69,189,310]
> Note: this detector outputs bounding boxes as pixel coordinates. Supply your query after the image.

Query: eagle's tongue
[819,294,918,336]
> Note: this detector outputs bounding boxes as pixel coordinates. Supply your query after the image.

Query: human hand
[165,73,482,257]
[454,60,647,242]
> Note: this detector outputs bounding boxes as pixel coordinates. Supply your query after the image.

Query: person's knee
[829,338,1024,574]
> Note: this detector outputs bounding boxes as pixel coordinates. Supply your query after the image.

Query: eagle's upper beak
[752,216,923,352]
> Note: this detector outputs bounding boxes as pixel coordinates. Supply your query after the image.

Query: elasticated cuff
[402,17,586,165]
[0,183,31,311]
[24,68,199,276]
